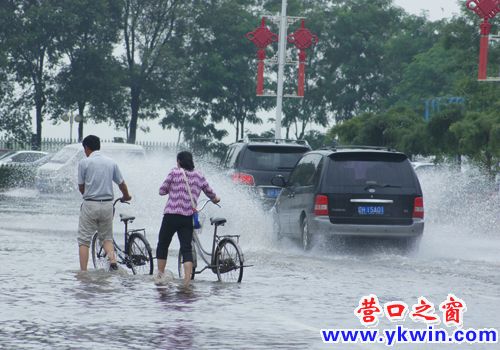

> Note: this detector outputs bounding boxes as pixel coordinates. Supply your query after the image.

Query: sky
[34,0,463,144]
[394,0,462,21]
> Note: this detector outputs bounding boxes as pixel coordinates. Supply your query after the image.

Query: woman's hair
[177,151,195,171]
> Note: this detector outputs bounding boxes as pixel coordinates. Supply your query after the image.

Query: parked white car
[35,143,145,192]
[0,151,49,165]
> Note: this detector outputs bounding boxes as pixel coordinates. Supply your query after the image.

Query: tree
[120,0,188,143]
[160,106,227,154]
[303,129,326,150]
[0,91,32,142]
[185,0,268,141]
[1,0,62,149]
[328,106,427,157]
[52,0,123,141]
[426,107,464,162]
[317,0,409,120]
[451,112,500,174]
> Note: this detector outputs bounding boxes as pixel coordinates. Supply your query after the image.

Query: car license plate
[358,206,384,215]
[266,188,281,198]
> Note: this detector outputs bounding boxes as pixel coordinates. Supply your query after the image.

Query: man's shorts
[78,201,114,246]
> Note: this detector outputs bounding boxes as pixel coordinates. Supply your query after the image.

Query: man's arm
[118,181,132,201]
[78,160,86,195]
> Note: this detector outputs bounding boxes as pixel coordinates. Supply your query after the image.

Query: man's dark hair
[82,135,101,151]
[177,151,195,171]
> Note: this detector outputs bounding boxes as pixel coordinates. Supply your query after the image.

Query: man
[77,135,132,271]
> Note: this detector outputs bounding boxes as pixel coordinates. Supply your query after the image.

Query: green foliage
[183,0,267,141]
[0,0,63,149]
[0,0,498,172]
[426,107,463,156]
[160,107,228,154]
[120,0,190,143]
[51,0,124,141]
[303,130,327,150]
[450,111,500,171]
[329,107,427,157]
[0,92,32,143]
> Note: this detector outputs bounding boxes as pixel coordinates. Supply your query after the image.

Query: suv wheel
[301,217,312,251]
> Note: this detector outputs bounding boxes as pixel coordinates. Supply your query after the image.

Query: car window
[312,157,324,186]
[240,145,308,171]
[288,154,322,187]
[221,147,234,167]
[325,152,416,189]
[11,152,46,163]
[225,145,241,168]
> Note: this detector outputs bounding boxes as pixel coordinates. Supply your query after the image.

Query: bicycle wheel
[127,233,154,275]
[215,238,243,283]
[178,245,197,280]
[91,233,117,270]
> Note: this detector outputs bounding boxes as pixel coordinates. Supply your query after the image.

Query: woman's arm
[200,175,219,202]
[159,171,174,196]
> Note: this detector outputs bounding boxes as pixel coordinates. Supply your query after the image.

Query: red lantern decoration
[245,18,278,95]
[466,0,500,80]
[287,20,318,97]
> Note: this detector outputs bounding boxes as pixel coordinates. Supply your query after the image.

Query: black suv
[220,138,311,207]
[271,146,424,250]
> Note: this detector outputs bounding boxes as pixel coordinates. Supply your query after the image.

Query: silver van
[35,143,145,192]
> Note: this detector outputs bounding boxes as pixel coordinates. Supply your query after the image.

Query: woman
[155,151,220,286]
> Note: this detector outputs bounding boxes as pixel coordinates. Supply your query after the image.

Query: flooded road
[0,155,499,349]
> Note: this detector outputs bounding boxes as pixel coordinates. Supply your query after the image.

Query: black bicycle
[91,198,154,275]
[178,200,244,282]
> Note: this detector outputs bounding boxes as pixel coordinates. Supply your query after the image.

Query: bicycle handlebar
[113,198,130,207]
[197,198,221,212]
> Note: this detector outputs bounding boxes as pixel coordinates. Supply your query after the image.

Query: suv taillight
[314,195,329,216]
[412,197,424,219]
[232,172,255,186]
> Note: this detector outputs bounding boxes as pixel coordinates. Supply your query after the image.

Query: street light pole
[275,0,287,139]
[62,110,82,143]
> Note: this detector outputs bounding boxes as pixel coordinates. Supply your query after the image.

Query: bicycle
[178,199,244,283]
[91,198,154,275]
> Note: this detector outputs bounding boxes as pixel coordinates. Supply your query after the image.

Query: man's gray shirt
[78,151,124,200]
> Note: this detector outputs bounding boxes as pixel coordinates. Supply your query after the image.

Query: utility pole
[275,0,288,139]
[246,0,317,140]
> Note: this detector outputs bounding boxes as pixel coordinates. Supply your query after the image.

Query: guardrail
[0,137,179,153]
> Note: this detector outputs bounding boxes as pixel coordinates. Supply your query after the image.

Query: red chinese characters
[354,294,383,327]
[384,301,409,322]
[354,294,468,327]
[409,297,441,325]
[440,294,467,327]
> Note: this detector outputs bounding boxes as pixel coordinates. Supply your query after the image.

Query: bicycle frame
[192,223,223,269]
[113,228,147,265]
[92,198,153,274]
[190,200,241,274]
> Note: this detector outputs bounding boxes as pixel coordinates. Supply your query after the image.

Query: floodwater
[0,154,499,349]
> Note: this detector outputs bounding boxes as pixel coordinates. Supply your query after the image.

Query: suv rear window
[241,146,308,171]
[325,152,416,188]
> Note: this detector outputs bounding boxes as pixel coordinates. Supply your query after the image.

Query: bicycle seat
[120,214,135,223]
[210,217,226,226]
